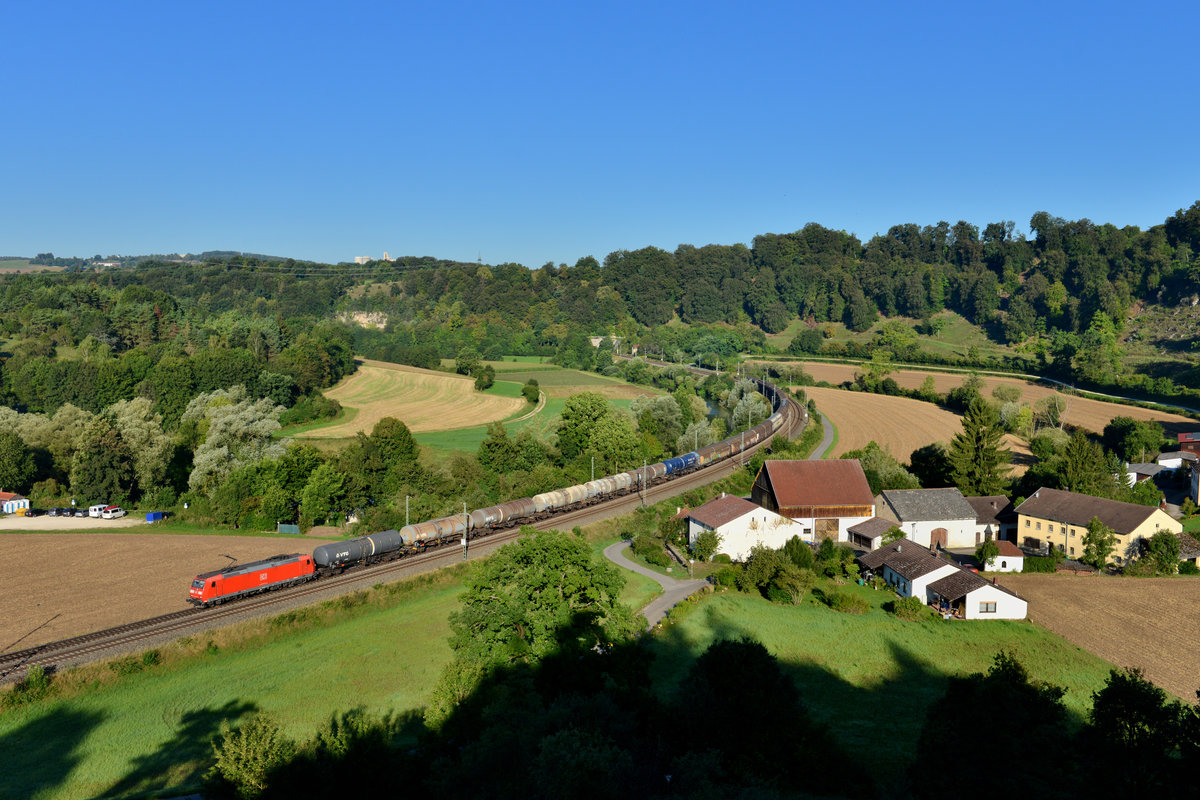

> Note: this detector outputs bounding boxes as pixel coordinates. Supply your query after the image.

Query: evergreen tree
[947,398,1010,495]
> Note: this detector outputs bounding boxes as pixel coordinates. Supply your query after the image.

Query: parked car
[25,508,45,517]
[101,506,127,519]
[73,509,88,517]
[46,507,61,517]
[88,504,107,518]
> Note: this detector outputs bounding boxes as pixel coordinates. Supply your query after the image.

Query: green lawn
[1184,517,1200,534]
[0,581,465,800]
[590,537,663,613]
[647,586,1116,786]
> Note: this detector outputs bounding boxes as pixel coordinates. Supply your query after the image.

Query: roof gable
[880,488,976,522]
[760,460,874,508]
[688,494,763,529]
[966,495,1016,525]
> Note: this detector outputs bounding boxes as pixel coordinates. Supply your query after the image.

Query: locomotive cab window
[191,579,203,588]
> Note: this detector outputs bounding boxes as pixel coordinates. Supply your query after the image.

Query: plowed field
[998,573,1200,700]
[0,533,335,650]
[792,362,1196,436]
[296,359,525,437]
[803,386,1032,473]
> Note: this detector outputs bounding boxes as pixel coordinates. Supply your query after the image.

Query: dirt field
[794,362,1196,436]
[0,515,145,531]
[999,573,1200,700]
[295,359,525,438]
[0,533,336,651]
[803,386,1032,474]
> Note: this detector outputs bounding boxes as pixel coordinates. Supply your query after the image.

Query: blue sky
[2,1,1197,267]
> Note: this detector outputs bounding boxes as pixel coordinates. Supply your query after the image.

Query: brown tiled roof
[1014,488,1165,535]
[847,517,897,541]
[1176,532,1200,560]
[928,569,989,601]
[966,496,1016,526]
[687,495,761,530]
[761,460,874,508]
[887,548,956,581]
[994,540,1023,558]
[857,538,910,570]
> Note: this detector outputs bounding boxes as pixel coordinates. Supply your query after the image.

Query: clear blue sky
[3,1,1197,267]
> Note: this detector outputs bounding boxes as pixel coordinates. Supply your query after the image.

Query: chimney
[897,544,901,552]
[721,492,726,499]
[992,577,997,585]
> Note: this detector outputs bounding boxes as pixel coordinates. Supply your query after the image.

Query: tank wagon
[192,374,794,601]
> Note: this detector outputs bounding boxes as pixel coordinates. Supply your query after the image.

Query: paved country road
[603,540,708,627]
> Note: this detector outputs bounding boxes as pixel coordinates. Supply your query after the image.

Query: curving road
[809,410,835,459]
[603,540,708,627]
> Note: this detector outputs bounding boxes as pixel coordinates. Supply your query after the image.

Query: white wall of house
[901,518,977,549]
[882,562,957,599]
[784,515,873,543]
[961,584,1027,620]
[2,499,30,514]
[688,510,807,561]
[984,554,1024,573]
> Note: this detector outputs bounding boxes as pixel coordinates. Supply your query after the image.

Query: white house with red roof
[983,540,1024,573]
[686,493,807,561]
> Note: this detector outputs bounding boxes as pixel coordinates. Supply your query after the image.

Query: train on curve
[188,377,791,607]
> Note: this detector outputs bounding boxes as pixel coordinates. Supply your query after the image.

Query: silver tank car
[313,529,404,567]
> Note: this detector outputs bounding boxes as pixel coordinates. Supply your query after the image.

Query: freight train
[188,377,793,607]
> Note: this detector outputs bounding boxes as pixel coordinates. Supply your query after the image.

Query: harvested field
[490,366,659,400]
[791,362,1196,436]
[803,386,1031,474]
[296,358,525,437]
[0,533,336,650]
[999,573,1200,700]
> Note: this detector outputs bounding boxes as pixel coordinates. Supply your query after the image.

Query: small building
[858,539,1028,619]
[1014,487,1182,565]
[751,460,875,542]
[983,540,1024,573]
[875,488,978,549]
[1155,450,1196,475]
[846,517,899,551]
[1176,532,1200,569]
[857,540,958,600]
[1124,462,1164,487]
[966,495,1018,543]
[1178,432,1200,456]
[0,492,30,515]
[686,493,807,561]
[927,570,1028,620]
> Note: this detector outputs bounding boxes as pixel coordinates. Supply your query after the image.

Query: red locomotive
[189,553,316,606]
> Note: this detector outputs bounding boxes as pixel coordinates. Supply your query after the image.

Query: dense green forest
[1,202,1198,529]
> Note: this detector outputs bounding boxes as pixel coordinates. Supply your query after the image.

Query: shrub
[765,584,792,604]
[206,713,296,799]
[3,664,52,708]
[1179,560,1199,575]
[712,553,732,564]
[1023,556,1056,573]
[825,590,870,614]
[889,595,928,621]
[712,566,740,588]
[632,533,670,566]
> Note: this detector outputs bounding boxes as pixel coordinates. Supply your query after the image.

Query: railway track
[0,375,805,685]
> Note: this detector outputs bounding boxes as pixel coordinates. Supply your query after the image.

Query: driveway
[603,540,709,627]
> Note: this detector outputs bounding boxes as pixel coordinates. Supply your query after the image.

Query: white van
[88,504,107,518]
[101,506,127,520]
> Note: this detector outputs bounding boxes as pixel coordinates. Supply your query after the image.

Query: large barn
[750,459,875,542]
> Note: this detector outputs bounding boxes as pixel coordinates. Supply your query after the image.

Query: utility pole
[462,503,469,559]
[405,496,410,527]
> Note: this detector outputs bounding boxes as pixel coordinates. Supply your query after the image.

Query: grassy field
[0,577,465,800]
[0,532,1121,800]
[647,587,1117,786]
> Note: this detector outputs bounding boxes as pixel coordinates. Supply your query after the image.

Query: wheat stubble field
[296,359,525,438]
[998,573,1200,700]
[794,362,1196,436]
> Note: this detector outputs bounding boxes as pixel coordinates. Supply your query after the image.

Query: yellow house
[1014,487,1181,565]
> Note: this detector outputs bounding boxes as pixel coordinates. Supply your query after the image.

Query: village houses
[684,493,807,561]
[1014,487,1182,565]
[750,459,874,542]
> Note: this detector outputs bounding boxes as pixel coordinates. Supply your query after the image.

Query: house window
[1069,547,1075,555]
[1000,560,1007,569]
[1036,522,1041,530]
[1025,519,1030,527]
[979,602,997,613]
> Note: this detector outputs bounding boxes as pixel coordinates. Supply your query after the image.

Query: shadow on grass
[104,699,258,799]
[0,706,106,799]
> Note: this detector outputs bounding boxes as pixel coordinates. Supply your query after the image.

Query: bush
[765,584,792,604]
[889,595,928,621]
[1023,556,1057,573]
[1179,560,1199,575]
[712,566,740,588]
[3,664,52,708]
[206,713,296,799]
[825,590,870,614]
[712,553,732,564]
[632,533,670,566]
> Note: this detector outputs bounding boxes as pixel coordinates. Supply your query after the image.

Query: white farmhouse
[876,488,978,549]
[858,540,957,599]
[686,493,807,561]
